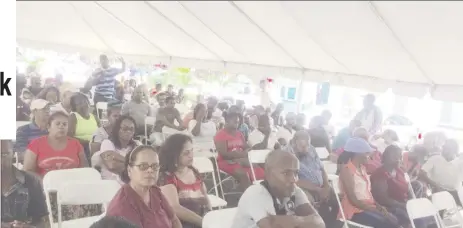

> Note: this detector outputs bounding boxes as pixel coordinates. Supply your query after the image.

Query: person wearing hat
[14,99,50,160]
[338,137,403,228]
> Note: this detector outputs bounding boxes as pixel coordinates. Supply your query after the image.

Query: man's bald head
[264,150,299,197]
[265,150,298,171]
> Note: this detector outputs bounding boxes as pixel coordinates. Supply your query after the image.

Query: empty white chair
[43,168,101,227]
[315,147,330,160]
[193,157,227,208]
[247,149,271,184]
[202,208,237,228]
[407,198,443,228]
[431,191,463,227]
[329,175,373,228]
[96,102,108,120]
[56,180,121,228]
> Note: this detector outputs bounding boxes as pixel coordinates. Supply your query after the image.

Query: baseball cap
[30,99,50,111]
[344,137,374,154]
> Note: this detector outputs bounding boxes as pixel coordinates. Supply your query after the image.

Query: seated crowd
[8,68,462,228]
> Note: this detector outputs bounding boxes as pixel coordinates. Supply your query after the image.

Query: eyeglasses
[120,127,135,133]
[132,163,160,171]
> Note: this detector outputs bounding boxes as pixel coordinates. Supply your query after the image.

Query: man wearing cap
[14,99,50,161]
[231,150,325,228]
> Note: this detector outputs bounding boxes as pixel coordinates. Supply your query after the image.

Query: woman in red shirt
[107,145,182,228]
[23,111,91,222]
[158,134,211,228]
[23,111,88,177]
[214,112,265,191]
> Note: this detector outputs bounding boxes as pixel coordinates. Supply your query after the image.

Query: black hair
[217,102,229,111]
[47,111,69,126]
[107,101,123,116]
[120,145,158,183]
[225,111,240,122]
[109,115,137,149]
[38,86,60,102]
[381,144,402,164]
[90,216,139,228]
[336,151,356,175]
[165,96,175,103]
[70,92,89,112]
[159,134,200,176]
[193,103,206,120]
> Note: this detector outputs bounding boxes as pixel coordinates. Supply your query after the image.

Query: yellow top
[74,112,98,142]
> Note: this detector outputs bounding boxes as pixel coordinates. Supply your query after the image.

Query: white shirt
[260,90,271,109]
[231,184,309,228]
[276,127,295,145]
[188,120,217,151]
[248,129,278,150]
[421,155,463,190]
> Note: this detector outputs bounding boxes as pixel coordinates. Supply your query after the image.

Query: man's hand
[268,214,302,228]
[319,186,331,202]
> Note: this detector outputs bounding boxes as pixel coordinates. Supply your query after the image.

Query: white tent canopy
[17,1,463,102]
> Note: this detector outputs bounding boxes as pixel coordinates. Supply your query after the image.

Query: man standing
[354,94,382,134]
[121,85,152,136]
[86,54,126,105]
[231,150,325,228]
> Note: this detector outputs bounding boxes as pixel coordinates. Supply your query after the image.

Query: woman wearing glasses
[92,115,140,183]
[107,145,182,228]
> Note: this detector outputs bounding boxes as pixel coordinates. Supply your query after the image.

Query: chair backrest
[202,208,237,228]
[96,102,108,110]
[315,147,329,160]
[43,168,101,192]
[193,157,214,174]
[322,161,337,175]
[57,180,121,206]
[248,149,271,164]
[406,198,441,222]
[145,116,156,126]
[432,191,458,211]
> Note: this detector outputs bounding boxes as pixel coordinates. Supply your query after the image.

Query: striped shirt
[14,123,48,153]
[94,68,123,99]
[287,145,324,187]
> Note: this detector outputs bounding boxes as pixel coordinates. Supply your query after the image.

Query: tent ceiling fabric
[16,1,463,101]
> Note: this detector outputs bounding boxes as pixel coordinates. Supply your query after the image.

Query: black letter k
[0,72,11,96]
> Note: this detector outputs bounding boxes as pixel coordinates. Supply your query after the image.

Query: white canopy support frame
[16,1,463,102]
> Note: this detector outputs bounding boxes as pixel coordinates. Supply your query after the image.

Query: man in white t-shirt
[354,94,382,135]
[248,115,278,150]
[231,150,325,228]
[421,139,462,203]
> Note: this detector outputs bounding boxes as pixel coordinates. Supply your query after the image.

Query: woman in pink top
[214,112,264,191]
[338,138,403,228]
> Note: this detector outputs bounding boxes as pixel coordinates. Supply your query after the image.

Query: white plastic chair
[202,207,237,228]
[43,168,102,228]
[193,157,227,208]
[315,147,330,160]
[404,173,416,199]
[431,191,463,228]
[329,175,373,228]
[247,149,271,184]
[96,102,108,121]
[407,198,443,228]
[322,161,337,175]
[144,116,156,140]
[56,180,121,228]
